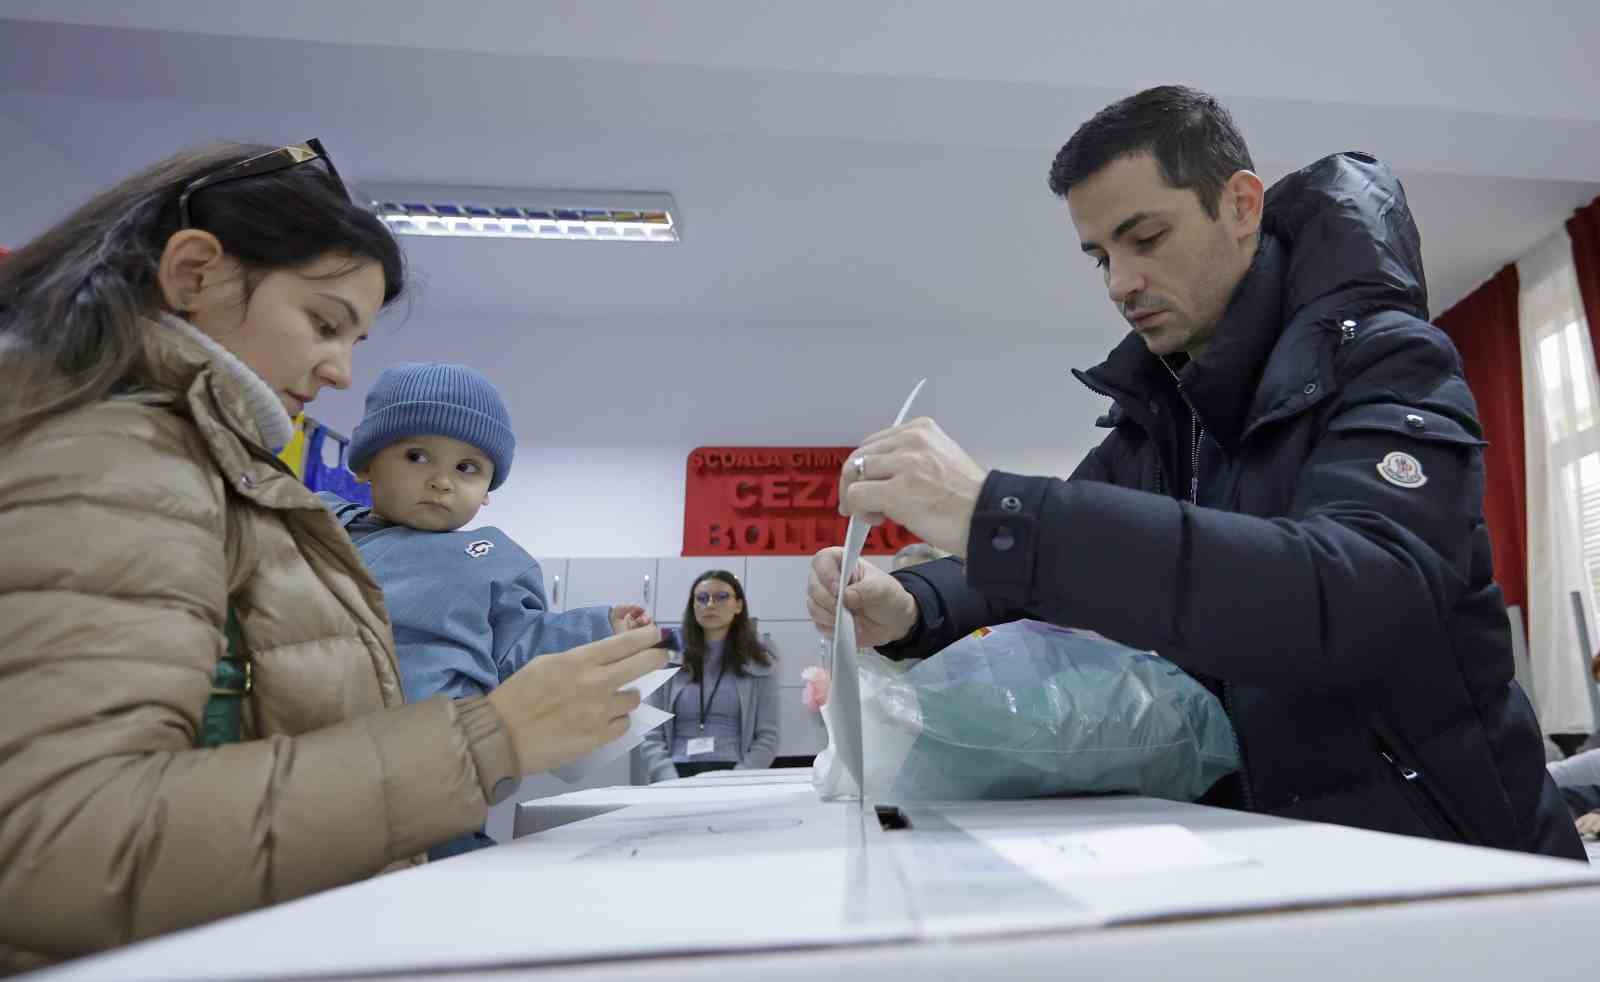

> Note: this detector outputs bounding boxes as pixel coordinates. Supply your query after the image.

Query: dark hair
[0,141,405,444]
[680,570,772,681]
[1047,85,1254,219]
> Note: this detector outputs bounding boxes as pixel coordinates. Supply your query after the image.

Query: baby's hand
[610,603,651,635]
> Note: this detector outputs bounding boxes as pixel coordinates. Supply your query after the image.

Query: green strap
[200,608,250,748]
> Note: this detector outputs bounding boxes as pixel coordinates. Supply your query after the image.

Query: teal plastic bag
[856,621,1239,801]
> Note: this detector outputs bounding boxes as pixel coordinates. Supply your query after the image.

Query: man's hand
[488,625,668,776]
[1577,810,1600,838]
[610,603,651,634]
[805,546,920,648]
[837,417,987,558]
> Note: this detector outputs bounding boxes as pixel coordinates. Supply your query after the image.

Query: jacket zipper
[1157,359,1204,506]
[1374,738,1468,843]
[1153,358,1256,810]
[1189,414,1202,504]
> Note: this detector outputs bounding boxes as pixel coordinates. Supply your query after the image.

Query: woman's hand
[488,625,667,775]
[609,603,651,634]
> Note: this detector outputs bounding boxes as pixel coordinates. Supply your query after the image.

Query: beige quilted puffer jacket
[0,317,520,973]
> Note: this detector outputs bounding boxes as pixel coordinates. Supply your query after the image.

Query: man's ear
[155,229,230,313]
[481,493,491,507]
[1223,169,1266,239]
[354,469,371,484]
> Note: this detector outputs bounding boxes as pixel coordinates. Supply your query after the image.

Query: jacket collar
[1078,153,1428,443]
[1176,232,1287,448]
[144,312,293,453]
[135,313,313,513]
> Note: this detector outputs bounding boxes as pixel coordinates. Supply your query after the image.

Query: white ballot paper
[554,667,679,783]
[829,378,927,797]
[983,823,1251,882]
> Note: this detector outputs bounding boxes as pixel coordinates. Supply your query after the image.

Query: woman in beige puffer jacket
[0,141,664,973]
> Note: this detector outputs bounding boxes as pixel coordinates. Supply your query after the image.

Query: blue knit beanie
[349,363,516,490]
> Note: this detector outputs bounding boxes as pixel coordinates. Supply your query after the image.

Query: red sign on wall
[682,446,922,556]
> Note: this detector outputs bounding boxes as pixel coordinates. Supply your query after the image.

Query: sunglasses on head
[177,138,348,229]
[694,590,735,607]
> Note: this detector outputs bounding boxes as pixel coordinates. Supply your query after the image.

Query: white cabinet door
[775,687,827,757]
[532,556,568,612]
[743,555,817,622]
[655,557,745,625]
[564,558,659,616]
[757,619,828,688]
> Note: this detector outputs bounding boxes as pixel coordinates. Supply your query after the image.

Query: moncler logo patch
[1377,451,1427,488]
[465,539,494,558]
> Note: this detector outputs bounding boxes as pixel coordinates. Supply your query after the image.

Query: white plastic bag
[812,650,915,800]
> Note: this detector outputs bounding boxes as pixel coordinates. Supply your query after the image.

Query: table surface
[40,772,1600,982]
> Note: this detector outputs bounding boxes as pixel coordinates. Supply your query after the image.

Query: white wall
[0,109,96,244]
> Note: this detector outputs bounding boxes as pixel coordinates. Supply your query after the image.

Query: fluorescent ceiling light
[358,184,680,243]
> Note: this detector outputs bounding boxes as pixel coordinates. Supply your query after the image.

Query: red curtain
[1570,196,1600,373]
[1437,265,1526,613]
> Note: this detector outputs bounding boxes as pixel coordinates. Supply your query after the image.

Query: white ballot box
[41,786,1600,982]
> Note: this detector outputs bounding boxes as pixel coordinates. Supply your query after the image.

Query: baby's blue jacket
[318,493,613,703]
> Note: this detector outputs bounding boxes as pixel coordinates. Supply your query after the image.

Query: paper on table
[829,378,927,796]
[553,667,679,783]
[984,823,1251,882]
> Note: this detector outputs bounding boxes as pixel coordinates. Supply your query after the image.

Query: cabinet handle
[643,573,651,607]
[550,574,561,609]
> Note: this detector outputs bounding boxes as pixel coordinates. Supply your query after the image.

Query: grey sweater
[639,644,780,782]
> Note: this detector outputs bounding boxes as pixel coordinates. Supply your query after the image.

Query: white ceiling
[2,1,1597,453]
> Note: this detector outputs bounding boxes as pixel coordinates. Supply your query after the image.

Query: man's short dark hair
[1048,85,1254,219]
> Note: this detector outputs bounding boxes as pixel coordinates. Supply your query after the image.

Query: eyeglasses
[178,138,348,229]
[693,590,735,607]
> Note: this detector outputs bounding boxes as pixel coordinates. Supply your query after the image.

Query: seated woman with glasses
[639,570,779,780]
[0,140,665,971]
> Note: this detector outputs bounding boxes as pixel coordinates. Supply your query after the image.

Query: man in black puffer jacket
[806,85,1584,860]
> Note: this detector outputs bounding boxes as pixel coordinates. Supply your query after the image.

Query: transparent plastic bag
[811,650,914,801]
[814,620,1239,802]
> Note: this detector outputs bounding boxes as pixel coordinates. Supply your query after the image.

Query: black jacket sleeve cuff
[964,470,1052,607]
[876,556,986,661]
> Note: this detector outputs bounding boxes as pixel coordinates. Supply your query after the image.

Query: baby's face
[358,435,495,532]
